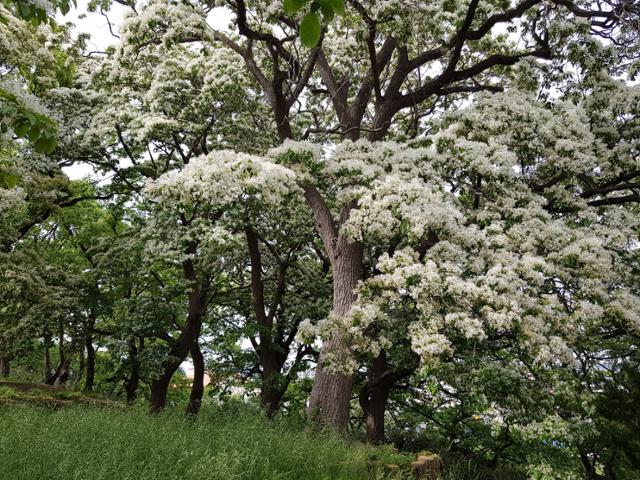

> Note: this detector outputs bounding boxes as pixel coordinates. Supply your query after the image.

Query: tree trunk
[58,319,65,363]
[0,356,10,377]
[363,389,390,444]
[43,332,52,382]
[125,339,140,404]
[245,227,291,418]
[580,452,604,480]
[149,371,172,412]
[83,335,95,392]
[186,342,205,416]
[360,351,417,443]
[359,352,393,444]
[53,360,71,386]
[149,287,206,413]
[307,241,362,431]
[260,382,285,418]
[260,351,288,418]
[45,322,67,385]
[78,347,85,384]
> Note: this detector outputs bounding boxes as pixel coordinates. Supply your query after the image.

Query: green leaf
[319,2,334,22]
[327,0,345,15]
[24,111,38,125]
[300,11,321,48]
[17,1,33,19]
[34,136,56,154]
[6,174,19,189]
[283,0,306,15]
[28,125,41,142]
[14,120,29,138]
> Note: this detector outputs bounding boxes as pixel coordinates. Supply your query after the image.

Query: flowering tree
[147,77,639,443]
[143,150,316,411]
[170,0,639,431]
[0,0,76,154]
[65,0,640,431]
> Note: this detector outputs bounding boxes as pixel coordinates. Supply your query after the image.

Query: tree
[124,0,637,430]
[79,0,640,431]
[1,0,76,154]
[144,150,305,412]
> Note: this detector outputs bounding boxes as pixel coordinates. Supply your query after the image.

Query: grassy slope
[0,399,409,480]
[0,384,524,480]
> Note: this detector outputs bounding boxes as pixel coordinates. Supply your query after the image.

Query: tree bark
[58,319,65,364]
[150,238,208,413]
[149,287,206,413]
[45,322,67,385]
[260,351,288,417]
[83,335,95,392]
[0,356,10,377]
[78,347,85,384]
[43,332,52,382]
[363,387,389,443]
[149,371,172,412]
[53,360,71,386]
[307,240,362,431]
[125,339,140,404]
[359,352,393,443]
[244,227,292,417]
[580,451,605,480]
[186,342,205,416]
[360,351,417,443]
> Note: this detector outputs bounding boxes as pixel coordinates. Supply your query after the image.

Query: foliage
[0,0,76,154]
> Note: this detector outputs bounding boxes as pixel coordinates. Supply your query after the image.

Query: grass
[0,383,525,480]
[0,396,409,480]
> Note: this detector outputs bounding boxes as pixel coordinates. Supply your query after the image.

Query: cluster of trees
[2,0,640,477]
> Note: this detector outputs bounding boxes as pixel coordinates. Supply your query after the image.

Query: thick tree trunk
[78,347,85,384]
[360,351,417,443]
[149,372,173,412]
[260,352,288,418]
[149,287,206,413]
[307,242,362,431]
[83,335,95,392]
[186,342,205,416]
[260,382,285,418]
[359,352,393,443]
[0,356,10,377]
[363,388,390,443]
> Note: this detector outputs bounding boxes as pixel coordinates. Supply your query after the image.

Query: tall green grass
[0,403,394,480]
